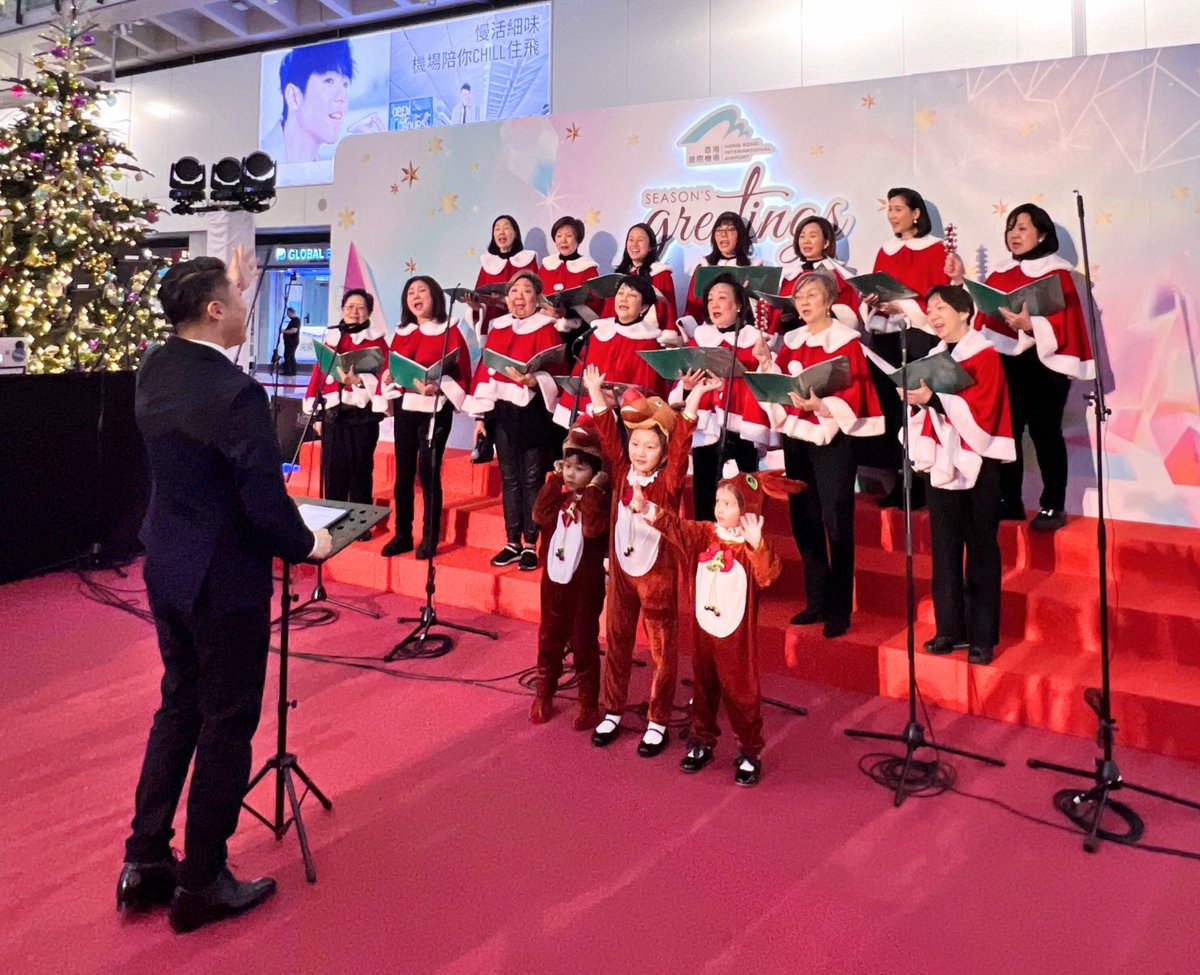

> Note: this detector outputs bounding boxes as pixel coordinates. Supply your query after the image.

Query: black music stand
[243,497,391,882]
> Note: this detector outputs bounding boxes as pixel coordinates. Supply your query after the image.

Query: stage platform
[286,442,1200,764]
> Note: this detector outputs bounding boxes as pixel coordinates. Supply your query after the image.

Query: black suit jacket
[136,336,314,612]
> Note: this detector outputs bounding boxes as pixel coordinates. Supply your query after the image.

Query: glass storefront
[253,242,332,371]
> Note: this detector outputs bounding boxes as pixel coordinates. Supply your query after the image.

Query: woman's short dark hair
[793,215,838,261]
[887,187,933,238]
[399,275,447,326]
[505,269,544,295]
[705,210,753,266]
[701,271,753,326]
[617,274,656,310]
[551,215,585,246]
[341,288,374,315]
[563,447,602,474]
[158,257,230,328]
[487,214,524,256]
[1005,203,1060,260]
[615,222,660,276]
[926,284,975,318]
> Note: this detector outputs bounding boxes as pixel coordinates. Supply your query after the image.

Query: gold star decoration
[469,162,480,173]
[1018,122,1035,137]
[914,108,937,131]
[861,94,875,109]
[361,153,370,164]
[466,246,476,257]
[390,183,399,194]
[405,259,417,274]
[427,136,444,155]
[337,208,355,229]
[440,193,458,214]
[565,123,581,142]
[427,208,437,218]
[627,134,640,145]
[877,197,889,211]
[1096,211,1113,225]
[992,200,1008,215]
[584,207,602,228]
[1171,186,1189,199]
[810,144,824,156]
[1029,192,1045,205]
[401,161,419,187]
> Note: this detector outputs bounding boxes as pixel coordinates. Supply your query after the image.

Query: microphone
[1074,189,1085,219]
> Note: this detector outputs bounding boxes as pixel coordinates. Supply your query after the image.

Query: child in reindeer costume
[529,417,611,729]
[644,466,799,786]
[582,363,722,757]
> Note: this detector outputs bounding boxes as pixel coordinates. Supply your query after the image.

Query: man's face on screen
[292,71,350,146]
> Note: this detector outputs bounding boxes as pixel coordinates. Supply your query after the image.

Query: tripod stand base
[243,752,332,883]
[385,605,499,661]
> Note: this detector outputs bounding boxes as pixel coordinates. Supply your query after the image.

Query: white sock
[738,757,757,772]
[642,721,666,745]
[595,713,621,734]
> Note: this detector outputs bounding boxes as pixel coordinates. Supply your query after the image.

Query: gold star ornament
[427,137,444,155]
[810,145,824,156]
[337,208,355,229]
[861,94,875,109]
[914,108,937,131]
[584,207,602,228]
[402,161,419,186]
[440,193,458,214]
[566,124,581,142]
[993,201,1008,215]
[405,259,417,273]
[627,134,639,145]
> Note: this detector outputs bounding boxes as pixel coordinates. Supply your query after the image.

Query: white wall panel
[1144,0,1200,47]
[1085,0,1148,54]
[552,0,629,110]
[710,0,803,95]
[903,0,1019,75]
[1015,0,1075,62]
[625,0,711,101]
[801,0,905,85]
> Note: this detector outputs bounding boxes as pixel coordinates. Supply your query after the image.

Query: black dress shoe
[415,536,437,560]
[923,635,969,655]
[169,868,276,934]
[591,715,622,747]
[734,754,762,787]
[637,727,670,758]
[999,498,1027,521]
[680,740,713,773]
[1030,508,1066,532]
[490,543,521,567]
[790,606,823,626]
[518,547,539,571]
[822,617,850,639]
[381,534,414,558]
[968,645,995,665]
[116,857,177,913]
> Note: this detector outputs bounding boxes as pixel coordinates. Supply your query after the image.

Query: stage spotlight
[209,156,242,203]
[167,156,205,211]
[240,151,277,211]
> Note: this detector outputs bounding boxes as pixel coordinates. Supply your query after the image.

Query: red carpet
[2,566,1199,974]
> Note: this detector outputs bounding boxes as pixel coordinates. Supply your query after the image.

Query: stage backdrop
[330,45,1200,529]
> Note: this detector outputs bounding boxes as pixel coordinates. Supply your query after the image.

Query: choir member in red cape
[671,273,773,522]
[376,276,472,559]
[466,271,566,571]
[905,286,1015,666]
[540,215,603,351]
[600,222,678,329]
[648,469,796,786]
[758,271,883,638]
[950,203,1095,531]
[303,288,389,520]
[552,274,679,428]
[465,214,540,335]
[528,419,610,729]
[768,216,860,335]
[583,364,720,757]
[860,187,954,510]
[681,210,761,323]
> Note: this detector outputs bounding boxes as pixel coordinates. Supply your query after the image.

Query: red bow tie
[560,489,580,524]
[699,546,734,572]
[621,485,640,506]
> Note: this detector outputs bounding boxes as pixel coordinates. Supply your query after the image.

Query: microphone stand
[1026,191,1200,850]
[844,319,1004,805]
[387,287,498,659]
[286,326,381,621]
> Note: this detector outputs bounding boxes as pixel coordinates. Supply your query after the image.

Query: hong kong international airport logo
[677,105,776,167]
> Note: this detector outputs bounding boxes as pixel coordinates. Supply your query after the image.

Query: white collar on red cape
[616,261,672,277]
[392,318,450,338]
[931,326,990,362]
[880,235,944,256]
[782,319,858,353]
[592,316,660,341]
[694,323,759,348]
[692,256,763,272]
[784,256,854,282]
[990,253,1075,277]
[489,311,557,335]
[480,249,538,276]
[542,253,598,274]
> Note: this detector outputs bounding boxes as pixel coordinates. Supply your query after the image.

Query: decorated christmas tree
[0,3,167,373]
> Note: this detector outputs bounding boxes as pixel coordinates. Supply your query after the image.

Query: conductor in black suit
[117,254,333,933]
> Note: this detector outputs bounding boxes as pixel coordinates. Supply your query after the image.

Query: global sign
[273,245,332,266]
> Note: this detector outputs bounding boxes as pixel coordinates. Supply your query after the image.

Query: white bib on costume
[614,469,661,577]
[694,548,748,638]
[546,509,585,584]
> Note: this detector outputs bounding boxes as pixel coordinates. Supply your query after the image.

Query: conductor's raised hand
[904,378,934,406]
[740,512,764,548]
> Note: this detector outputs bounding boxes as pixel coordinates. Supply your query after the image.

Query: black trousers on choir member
[493,399,556,545]
[926,458,1003,649]
[1000,348,1072,511]
[392,405,453,544]
[857,330,938,471]
[782,434,857,624]
[692,432,759,522]
[321,405,379,503]
[125,582,271,890]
